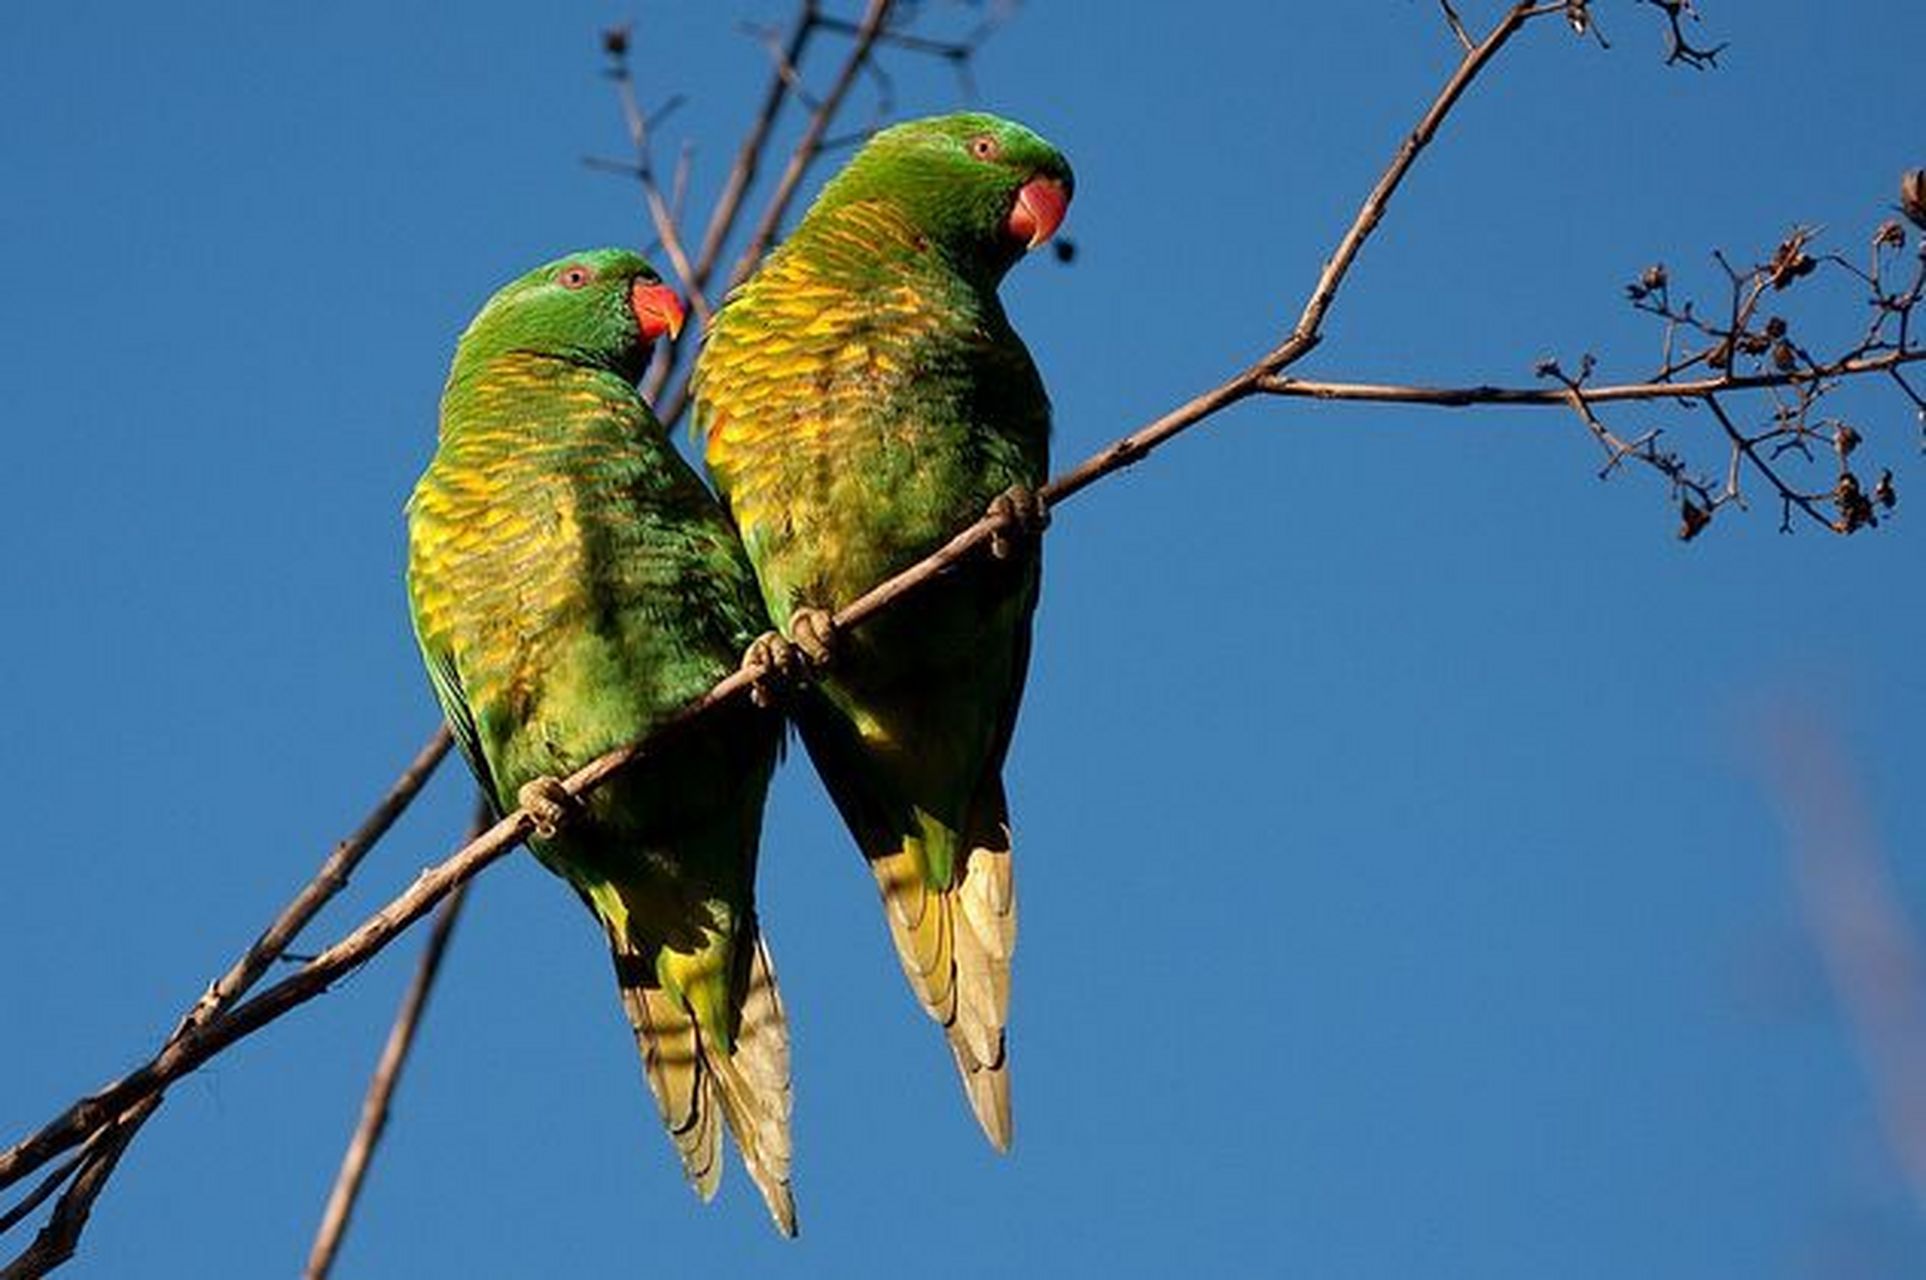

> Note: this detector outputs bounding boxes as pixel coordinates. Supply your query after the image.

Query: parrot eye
[968,134,1000,162]
[556,264,596,290]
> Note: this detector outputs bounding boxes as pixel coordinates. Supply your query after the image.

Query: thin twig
[303,801,485,1280]
[725,0,893,293]
[1257,348,1926,407]
[609,79,713,330]
[0,728,452,1263]
[181,728,455,1035]
[0,1155,85,1242]
[0,1105,148,1280]
[642,0,898,419]
[1701,392,1830,531]
[1276,2,1547,366]
[1049,1,1556,507]
[691,3,820,293]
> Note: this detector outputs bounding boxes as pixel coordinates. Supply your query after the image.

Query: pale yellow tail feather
[621,977,723,1200]
[870,828,1018,1151]
[613,932,798,1234]
[706,935,797,1236]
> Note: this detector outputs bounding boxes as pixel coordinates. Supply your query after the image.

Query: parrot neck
[438,351,651,451]
[787,197,1014,305]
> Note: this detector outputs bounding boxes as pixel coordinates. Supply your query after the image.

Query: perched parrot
[406,249,797,1234]
[693,113,1072,1150]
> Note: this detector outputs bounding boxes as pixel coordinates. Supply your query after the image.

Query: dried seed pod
[1836,424,1862,457]
[1772,340,1797,371]
[1678,499,1711,542]
[1835,471,1875,533]
[1901,170,1926,232]
[1768,231,1818,290]
[1764,316,1787,340]
[1641,263,1669,292]
[1875,219,1907,250]
[1874,469,1897,510]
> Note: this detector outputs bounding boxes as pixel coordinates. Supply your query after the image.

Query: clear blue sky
[4,3,1923,1276]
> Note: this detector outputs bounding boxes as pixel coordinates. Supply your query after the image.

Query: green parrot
[692,113,1072,1150]
[407,249,797,1234]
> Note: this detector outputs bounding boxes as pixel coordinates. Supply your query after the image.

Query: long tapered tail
[868,785,1018,1150]
[613,929,797,1235]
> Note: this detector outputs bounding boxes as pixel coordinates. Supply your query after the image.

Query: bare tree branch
[1264,210,1924,540]
[1047,1,1557,508]
[647,0,901,426]
[303,802,485,1280]
[1258,350,1926,408]
[726,0,893,294]
[0,727,452,1275]
[692,5,820,290]
[0,1114,144,1280]
[1634,0,1726,67]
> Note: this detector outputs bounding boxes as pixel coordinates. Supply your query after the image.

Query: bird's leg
[741,630,808,708]
[789,606,837,667]
[987,484,1050,560]
[740,608,838,707]
[517,776,584,839]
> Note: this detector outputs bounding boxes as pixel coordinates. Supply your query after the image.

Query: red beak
[629,280,686,342]
[1005,176,1070,251]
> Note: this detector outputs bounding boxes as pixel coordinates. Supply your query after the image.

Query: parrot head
[814,112,1073,279]
[453,247,686,382]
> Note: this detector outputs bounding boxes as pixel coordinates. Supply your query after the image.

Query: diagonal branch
[1049,1,1557,506]
[691,4,820,295]
[0,1113,145,1280]
[302,800,486,1280]
[0,727,451,1268]
[1256,348,1926,408]
[639,0,899,420]
[725,0,894,294]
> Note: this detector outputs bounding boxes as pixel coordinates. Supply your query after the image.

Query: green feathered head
[451,247,685,382]
[811,112,1073,279]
